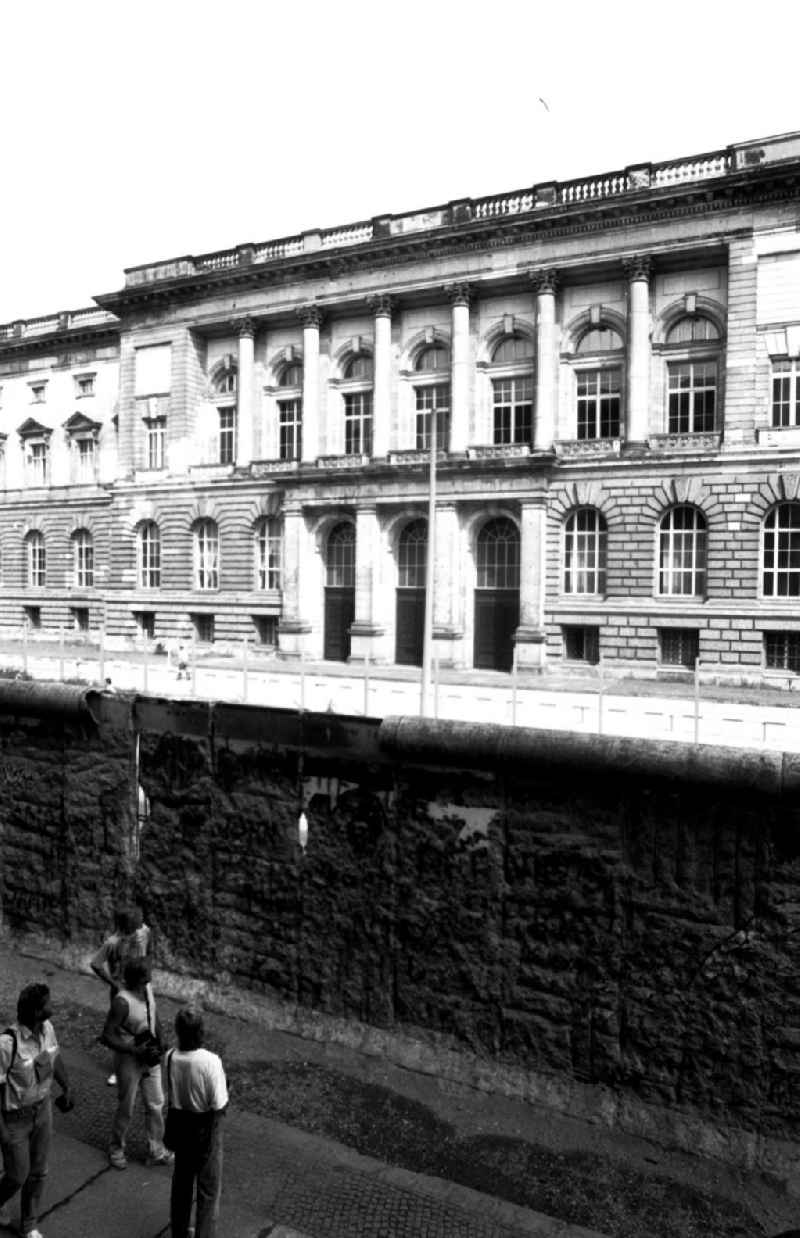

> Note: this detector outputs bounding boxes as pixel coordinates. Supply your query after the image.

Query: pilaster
[432,503,463,667]
[531,269,559,451]
[623,255,652,443]
[298,306,322,463]
[349,503,387,662]
[515,499,547,672]
[448,284,471,453]
[368,295,393,458]
[277,502,313,658]
[236,317,254,467]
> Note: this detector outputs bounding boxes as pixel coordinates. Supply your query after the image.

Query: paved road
[6,641,800,752]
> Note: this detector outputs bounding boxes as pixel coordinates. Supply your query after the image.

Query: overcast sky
[2,0,799,323]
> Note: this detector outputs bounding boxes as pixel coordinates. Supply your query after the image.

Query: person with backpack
[0,983,73,1238]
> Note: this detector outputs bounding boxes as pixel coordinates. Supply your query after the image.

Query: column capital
[237,315,255,339]
[297,305,324,329]
[622,254,652,283]
[445,282,473,307]
[530,268,559,295]
[366,294,395,318]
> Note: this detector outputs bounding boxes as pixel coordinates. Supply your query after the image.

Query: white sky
[2,0,799,323]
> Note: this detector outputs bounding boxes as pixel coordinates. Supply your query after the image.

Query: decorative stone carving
[530,268,559,295]
[297,306,324,329]
[367,294,394,318]
[446,283,472,307]
[237,316,255,339]
[622,255,652,282]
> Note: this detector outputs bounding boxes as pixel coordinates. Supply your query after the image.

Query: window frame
[72,529,94,589]
[255,518,282,591]
[25,531,46,588]
[137,521,161,590]
[475,517,520,591]
[487,333,535,447]
[657,505,708,598]
[762,502,800,598]
[144,415,166,471]
[193,519,220,591]
[771,359,800,429]
[569,325,625,442]
[218,406,237,465]
[562,507,608,596]
[413,345,450,452]
[660,314,723,435]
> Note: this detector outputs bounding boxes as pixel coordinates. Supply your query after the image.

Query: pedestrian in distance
[164,1008,228,1238]
[101,958,173,1171]
[0,982,73,1238]
[176,639,190,681]
[90,904,152,1086]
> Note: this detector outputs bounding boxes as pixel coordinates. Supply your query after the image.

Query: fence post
[597,653,604,736]
[58,625,65,682]
[363,655,370,716]
[511,645,518,726]
[433,656,440,719]
[98,624,104,686]
[142,641,149,693]
[694,656,700,745]
[242,636,249,703]
[22,622,28,677]
[190,636,197,695]
[299,651,306,711]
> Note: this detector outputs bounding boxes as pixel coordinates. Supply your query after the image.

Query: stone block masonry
[3,683,800,1185]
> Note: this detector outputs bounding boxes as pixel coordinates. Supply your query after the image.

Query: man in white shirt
[164,1009,228,1238]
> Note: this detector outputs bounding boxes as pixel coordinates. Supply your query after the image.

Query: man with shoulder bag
[101,958,172,1170]
[164,1009,228,1238]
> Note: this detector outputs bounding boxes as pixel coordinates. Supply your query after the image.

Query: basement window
[192,613,214,643]
[764,630,800,673]
[134,610,155,640]
[252,615,277,646]
[562,625,600,664]
[71,607,90,633]
[658,627,699,669]
[24,605,41,630]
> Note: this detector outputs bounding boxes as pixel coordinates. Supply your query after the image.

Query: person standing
[91,904,152,1086]
[101,959,172,1170]
[165,1009,228,1238]
[0,983,73,1238]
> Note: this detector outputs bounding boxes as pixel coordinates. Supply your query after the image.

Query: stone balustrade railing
[0,307,118,342]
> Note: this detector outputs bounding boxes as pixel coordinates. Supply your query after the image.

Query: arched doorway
[473,517,520,671]
[395,518,427,666]
[324,521,355,661]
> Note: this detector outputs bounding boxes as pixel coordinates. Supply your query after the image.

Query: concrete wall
[3,685,800,1184]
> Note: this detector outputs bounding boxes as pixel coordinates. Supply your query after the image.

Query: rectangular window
[146,417,166,470]
[562,625,600,664]
[256,523,281,590]
[29,384,46,404]
[75,374,95,398]
[765,631,800,672]
[658,628,699,669]
[344,391,373,455]
[71,607,90,633]
[192,613,215,643]
[415,384,450,451]
[27,442,48,485]
[278,399,302,461]
[772,361,800,428]
[24,605,41,630]
[576,368,621,439]
[218,407,236,464]
[134,610,156,640]
[252,615,278,646]
[74,438,95,483]
[74,538,94,588]
[492,376,533,445]
[667,361,717,433]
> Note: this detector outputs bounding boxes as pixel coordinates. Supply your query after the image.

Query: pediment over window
[63,412,101,436]
[17,418,52,440]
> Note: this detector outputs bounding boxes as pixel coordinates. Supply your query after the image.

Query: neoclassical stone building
[2,130,800,678]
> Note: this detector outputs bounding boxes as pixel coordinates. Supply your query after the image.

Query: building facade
[2,131,800,679]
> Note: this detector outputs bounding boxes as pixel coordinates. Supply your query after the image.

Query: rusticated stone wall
[3,686,800,1180]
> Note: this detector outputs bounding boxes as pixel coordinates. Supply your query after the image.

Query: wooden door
[395,588,425,666]
[324,588,354,662]
[473,590,518,671]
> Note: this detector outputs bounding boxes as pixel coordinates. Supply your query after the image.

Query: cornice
[94,169,799,321]
[0,323,119,360]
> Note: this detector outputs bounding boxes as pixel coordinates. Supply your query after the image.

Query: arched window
[664,315,721,434]
[25,531,45,588]
[476,518,520,589]
[194,519,219,590]
[658,506,707,596]
[573,325,623,440]
[326,522,355,588]
[413,345,450,451]
[277,363,303,461]
[137,521,160,589]
[490,334,534,446]
[763,503,800,597]
[72,529,94,588]
[342,354,373,456]
[212,357,238,464]
[255,518,282,591]
[398,520,427,587]
[563,509,607,595]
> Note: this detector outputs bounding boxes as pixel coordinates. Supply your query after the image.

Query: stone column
[236,317,254,466]
[368,295,393,458]
[431,502,463,666]
[349,503,386,662]
[623,256,652,443]
[514,499,547,672]
[298,306,322,463]
[448,284,471,453]
[532,270,558,451]
[277,501,312,658]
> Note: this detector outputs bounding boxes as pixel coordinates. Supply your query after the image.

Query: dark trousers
[0,1097,52,1233]
[169,1110,223,1238]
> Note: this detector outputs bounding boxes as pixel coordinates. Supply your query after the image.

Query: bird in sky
[538,97,550,111]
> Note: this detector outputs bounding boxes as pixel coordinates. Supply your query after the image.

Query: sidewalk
[0,939,607,1238]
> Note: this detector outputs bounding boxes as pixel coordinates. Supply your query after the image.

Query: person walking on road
[101,959,172,1170]
[90,904,152,1086]
[0,983,73,1238]
[164,1009,228,1238]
